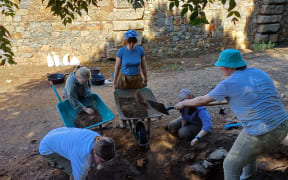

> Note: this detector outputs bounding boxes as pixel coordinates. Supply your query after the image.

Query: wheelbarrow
[50,81,114,134]
[114,88,162,147]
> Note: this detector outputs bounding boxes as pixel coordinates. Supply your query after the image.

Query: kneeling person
[165,89,212,146]
[39,127,115,180]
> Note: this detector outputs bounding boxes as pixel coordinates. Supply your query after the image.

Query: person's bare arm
[174,95,214,110]
[191,130,209,146]
[140,56,148,86]
[113,57,121,89]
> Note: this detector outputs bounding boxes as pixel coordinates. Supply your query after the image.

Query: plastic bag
[47,54,54,67]
[52,52,62,67]
[70,55,80,66]
[63,54,70,66]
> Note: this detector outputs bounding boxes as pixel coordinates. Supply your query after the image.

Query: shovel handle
[206,101,228,106]
[165,106,174,111]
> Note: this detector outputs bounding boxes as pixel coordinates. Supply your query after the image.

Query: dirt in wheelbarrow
[74,107,102,128]
[119,97,149,118]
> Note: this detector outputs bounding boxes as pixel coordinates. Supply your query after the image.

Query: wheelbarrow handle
[49,81,62,102]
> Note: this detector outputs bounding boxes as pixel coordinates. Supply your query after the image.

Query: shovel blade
[147,100,169,115]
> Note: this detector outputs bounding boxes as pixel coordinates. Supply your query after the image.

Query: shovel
[147,100,228,115]
[147,100,174,115]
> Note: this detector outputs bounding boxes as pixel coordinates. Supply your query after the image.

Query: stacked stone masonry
[255,0,287,43]
[0,0,287,64]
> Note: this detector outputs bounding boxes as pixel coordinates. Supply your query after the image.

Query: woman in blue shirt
[174,49,288,180]
[113,30,148,128]
[165,89,212,146]
[113,30,148,89]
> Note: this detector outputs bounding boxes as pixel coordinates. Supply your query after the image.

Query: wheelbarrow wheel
[136,121,147,145]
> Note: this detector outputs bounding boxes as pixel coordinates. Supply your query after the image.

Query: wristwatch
[195,135,200,140]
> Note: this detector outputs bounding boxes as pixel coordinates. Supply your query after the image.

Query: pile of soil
[119,97,148,118]
[74,107,102,128]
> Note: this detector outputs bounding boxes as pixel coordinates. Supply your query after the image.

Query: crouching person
[165,89,212,146]
[39,127,115,180]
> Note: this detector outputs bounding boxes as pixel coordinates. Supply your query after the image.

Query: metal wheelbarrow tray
[57,94,114,129]
[50,81,114,131]
[114,88,162,147]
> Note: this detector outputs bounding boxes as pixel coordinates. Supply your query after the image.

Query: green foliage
[42,0,100,25]
[0,25,16,65]
[0,0,240,65]
[0,0,20,16]
[0,0,20,66]
[168,0,240,26]
[127,0,145,9]
[253,41,275,51]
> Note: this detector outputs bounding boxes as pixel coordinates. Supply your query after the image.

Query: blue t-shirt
[116,46,145,75]
[208,68,288,135]
[39,127,100,180]
[181,106,212,132]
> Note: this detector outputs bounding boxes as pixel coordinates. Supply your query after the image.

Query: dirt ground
[0,48,288,180]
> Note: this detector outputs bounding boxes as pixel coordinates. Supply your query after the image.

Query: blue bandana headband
[124,30,138,39]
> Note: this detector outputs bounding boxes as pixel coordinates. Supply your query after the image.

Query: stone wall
[0,0,287,64]
[279,1,288,41]
[255,0,288,43]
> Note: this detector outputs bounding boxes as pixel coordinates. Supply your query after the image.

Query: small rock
[6,80,13,84]
[208,147,228,160]
[22,146,29,151]
[182,152,196,161]
[189,163,208,175]
[280,92,288,98]
[282,136,288,146]
[202,160,213,168]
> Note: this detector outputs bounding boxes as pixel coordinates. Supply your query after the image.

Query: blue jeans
[223,119,288,180]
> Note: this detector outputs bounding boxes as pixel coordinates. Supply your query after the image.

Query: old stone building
[0,0,287,64]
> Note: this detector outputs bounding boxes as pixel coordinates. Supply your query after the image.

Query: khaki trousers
[223,119,288,180]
